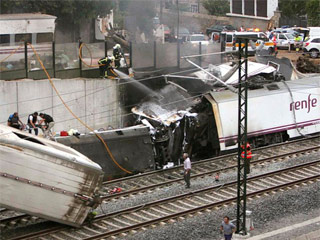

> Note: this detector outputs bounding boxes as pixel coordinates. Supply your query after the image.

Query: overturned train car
[0,125,104,227]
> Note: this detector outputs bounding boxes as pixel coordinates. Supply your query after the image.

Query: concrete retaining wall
[0,78,123,133]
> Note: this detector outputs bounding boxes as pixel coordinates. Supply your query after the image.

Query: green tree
[279,0,320,26]
[278,0,307,17]
[202,0,230,16]
[306,0,320,26]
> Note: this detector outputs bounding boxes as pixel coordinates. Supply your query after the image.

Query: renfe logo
[290,94,317,113]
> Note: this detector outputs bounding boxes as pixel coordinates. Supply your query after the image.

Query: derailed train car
[133,76,320,165]
[0,125,104,227]
[206,76,320,151]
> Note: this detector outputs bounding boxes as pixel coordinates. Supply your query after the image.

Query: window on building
[232,0,242,14]
[36,33,53,43]
[191,4,198,13]
[244,0,254,16]
[15,34,32,43]
[257,0,267,17]
[0,34,10,44]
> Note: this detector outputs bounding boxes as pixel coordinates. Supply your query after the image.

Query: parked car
[186,34,209,45]
[222,31,274,54]
[206,24,236,36]
[173,27,190,42]
[275,33,295,49]
[308,27,320,38]
[303,37,320,58]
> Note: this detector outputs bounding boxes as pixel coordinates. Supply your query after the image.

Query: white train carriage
[206,76,320,150]
[0,14,56,63]
[0,125,104,227]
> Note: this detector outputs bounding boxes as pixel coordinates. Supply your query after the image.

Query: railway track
[9,160,320,240]
[1,136,319,231]
[99,136,320,201]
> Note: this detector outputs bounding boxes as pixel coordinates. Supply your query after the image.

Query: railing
[0,40,223,80]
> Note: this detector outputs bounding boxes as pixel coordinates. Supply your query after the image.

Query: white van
[0,13,56,62]
[216,32,274,54]
[308,27,320,38]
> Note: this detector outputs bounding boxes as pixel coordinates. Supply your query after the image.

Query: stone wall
[162,9,273,33]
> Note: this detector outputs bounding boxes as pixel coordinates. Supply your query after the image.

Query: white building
[228,0,278,20]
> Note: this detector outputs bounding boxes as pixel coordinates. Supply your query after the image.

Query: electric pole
[236,37,249,236]
[176,0,180,40]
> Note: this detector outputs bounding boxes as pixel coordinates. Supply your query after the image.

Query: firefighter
[98,56,115,78]
[241,143,252,173]
[113,44,122,69]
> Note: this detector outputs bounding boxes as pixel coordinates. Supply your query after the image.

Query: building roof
[0,13,57,20]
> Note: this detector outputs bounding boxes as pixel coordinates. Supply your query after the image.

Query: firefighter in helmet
[98,56,116,78]
[113,44,122,69]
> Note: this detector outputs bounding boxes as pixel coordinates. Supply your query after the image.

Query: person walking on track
[220,216,236,240]
[183,153,191,189]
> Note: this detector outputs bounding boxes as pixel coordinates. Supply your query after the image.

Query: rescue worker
[39,113,55,138]
[215,172,220,182]
[98,56,115,78]
[7,112,23,129]
[27,112,39,135]
[113,44,123,69]
[268,31,274,40]
[294,34,303,52]
[241,143,252,173]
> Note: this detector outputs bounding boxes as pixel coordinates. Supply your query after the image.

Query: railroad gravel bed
[1,152,319,239]
[100,152,319,215]
[122,178,320,240]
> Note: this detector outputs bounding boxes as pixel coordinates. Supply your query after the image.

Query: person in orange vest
[215,172,220,182]
[241,143,252,173]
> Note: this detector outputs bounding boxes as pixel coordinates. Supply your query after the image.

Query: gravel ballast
[122,181,320,240]
[100,152,319,215]
[1,152,319,239]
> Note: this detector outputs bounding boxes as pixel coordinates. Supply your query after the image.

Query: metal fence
[0,40,223,80]
[0,41,107,80]
[131,41,222,70]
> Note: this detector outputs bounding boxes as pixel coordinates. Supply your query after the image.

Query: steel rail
[102,135,319,185]
[10,160,320,240]
[101,145,320,201]
[2,137,318,230]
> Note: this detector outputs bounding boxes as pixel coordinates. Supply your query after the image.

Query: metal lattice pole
[236,38,249,235]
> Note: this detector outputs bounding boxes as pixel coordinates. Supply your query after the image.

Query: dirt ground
[276,49,320,66]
